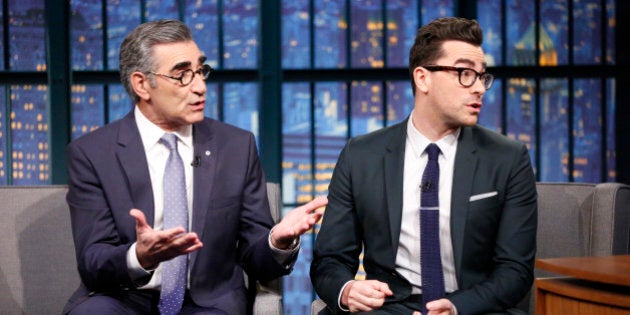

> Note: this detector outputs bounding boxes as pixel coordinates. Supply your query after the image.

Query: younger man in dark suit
[311,17,537,315]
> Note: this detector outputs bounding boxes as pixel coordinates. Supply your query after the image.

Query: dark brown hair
[408,17,483,94]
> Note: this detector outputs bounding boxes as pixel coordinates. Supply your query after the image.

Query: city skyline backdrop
[0,0,617,313]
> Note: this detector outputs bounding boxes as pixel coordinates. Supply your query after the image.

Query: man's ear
[130,72,151,101]
[413,66,429,94]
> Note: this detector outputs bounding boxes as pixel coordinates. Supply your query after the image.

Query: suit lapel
[190,120,217,264]
[116,112,155,227]
[384,122,407,261]
[450,127,478,278]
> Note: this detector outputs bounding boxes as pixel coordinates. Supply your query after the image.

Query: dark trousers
[355,294,527,315]
[352,294,423,314]
[67,290,230,315]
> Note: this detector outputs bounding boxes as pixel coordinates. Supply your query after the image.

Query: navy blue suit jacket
[311,120,537,314]
[65,111,290,313]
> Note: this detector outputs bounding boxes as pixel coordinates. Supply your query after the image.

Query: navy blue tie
[420,143,445,313]
[158,133,188,315]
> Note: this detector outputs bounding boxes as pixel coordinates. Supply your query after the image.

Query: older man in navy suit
[311,17,537,315]
[63,19,326,314]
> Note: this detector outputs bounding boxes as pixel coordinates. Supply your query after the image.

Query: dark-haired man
[312,17,536,315]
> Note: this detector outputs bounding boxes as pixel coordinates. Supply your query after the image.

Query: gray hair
[119,19,194,103]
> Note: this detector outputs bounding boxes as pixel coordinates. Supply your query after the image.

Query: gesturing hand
[129,209,203,270]
[270,196,327,249]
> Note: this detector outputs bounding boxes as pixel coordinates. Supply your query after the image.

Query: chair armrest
[311,298,330,314]
[254,290,282,315]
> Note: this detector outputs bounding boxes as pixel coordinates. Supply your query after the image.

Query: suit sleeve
[311,141,364,312]
[449,143,538,314]
[66,142,136,291]
[236,133,293,281]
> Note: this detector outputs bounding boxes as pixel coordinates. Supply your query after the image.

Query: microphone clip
[191,156,201,167]
[421,181,431,192]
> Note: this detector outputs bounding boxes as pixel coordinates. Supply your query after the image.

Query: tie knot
[160,133,178,151]
[425,143,440,161]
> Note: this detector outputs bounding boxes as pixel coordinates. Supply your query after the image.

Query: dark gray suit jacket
[311,120,537,315]
[64,111,291,314]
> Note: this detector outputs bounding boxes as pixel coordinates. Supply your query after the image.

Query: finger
[154,233,203,259]
[172,232,202,248]
[173,238,203,254]
[376,282,393,296]
[295,223,313,235]
[426,299,453,313]
[161,226,189,240]
[300,208,323,224]
[309,196,328,210]
[352,294,385,311]
[347,291,376,312]
[129,209,150,231]
[364,280,393,296]
[182,241,203,253]
[301,196,328,213]
[426,299,445,309]
[297,212,324,233]
[349,301,375,313]
[310,211,323,222]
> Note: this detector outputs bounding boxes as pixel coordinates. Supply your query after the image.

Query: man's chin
[188,111,206,122]
[462,118,478,127]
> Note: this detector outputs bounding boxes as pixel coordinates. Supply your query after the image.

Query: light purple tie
[158,133,188,315]
[420,143,445,313]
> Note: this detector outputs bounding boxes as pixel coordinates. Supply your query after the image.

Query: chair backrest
[0,185,77,314]
[252,182,284,314]
[0,183,283,315]
[535,182,630,263]
[266,182,282,223]
[520,182,630,313]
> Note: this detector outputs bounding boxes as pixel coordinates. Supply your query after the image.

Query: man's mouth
[469,103,481,110]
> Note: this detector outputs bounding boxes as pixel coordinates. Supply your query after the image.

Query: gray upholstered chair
[521,182,630,314]
[310,182,630,314]
[0,186,76,314]
[0,183,283,314]
[535,182,630,259]
[252,182,284,313]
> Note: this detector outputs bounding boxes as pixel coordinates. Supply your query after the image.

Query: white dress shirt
[125,106,297,289]
[126,106,195,289]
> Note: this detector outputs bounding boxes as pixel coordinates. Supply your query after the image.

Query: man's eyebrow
[170,61,192,72]
[169,56,207,72]
[454,58,487,69]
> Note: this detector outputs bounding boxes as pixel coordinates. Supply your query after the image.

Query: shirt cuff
[268,228,300,268]
[337,280,354,312]
[126,242,155,285]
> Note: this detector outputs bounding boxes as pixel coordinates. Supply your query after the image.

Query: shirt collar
[134,106,193,151]
[406,112,460,160]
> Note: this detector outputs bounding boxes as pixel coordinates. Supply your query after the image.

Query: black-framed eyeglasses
[422,65,494,90]
[150,64,214,86]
